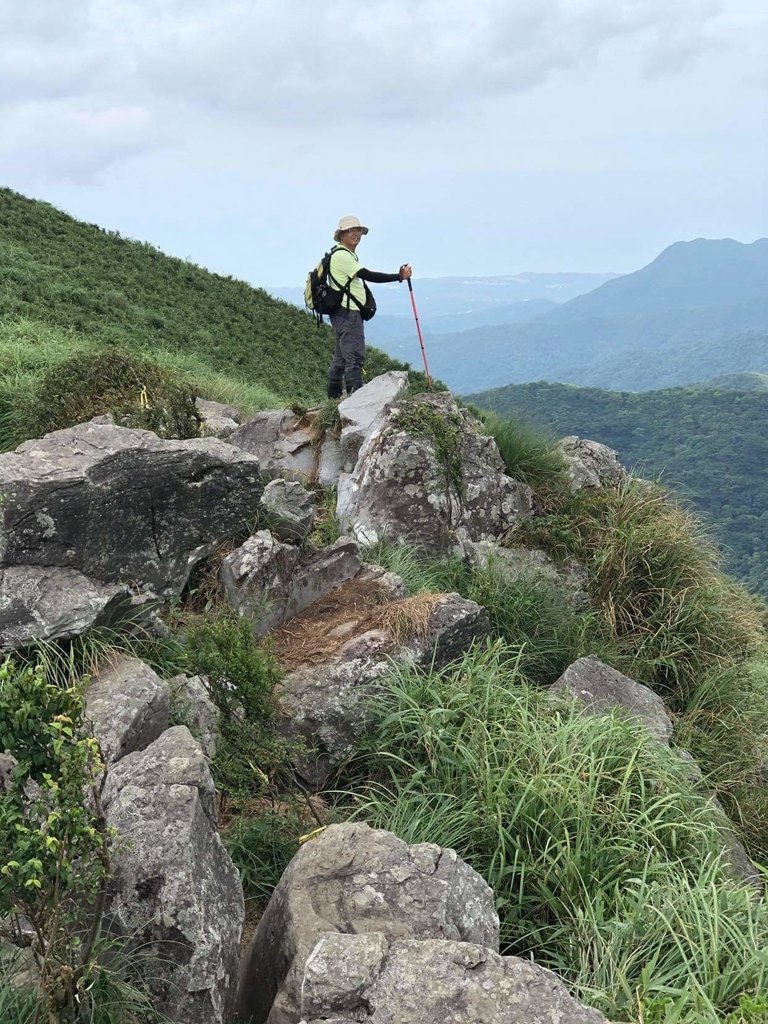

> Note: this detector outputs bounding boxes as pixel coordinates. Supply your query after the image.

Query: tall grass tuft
[475,408,567,490]
[338,641,768,1023]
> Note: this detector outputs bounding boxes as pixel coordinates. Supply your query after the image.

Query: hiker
[326,215,412,398]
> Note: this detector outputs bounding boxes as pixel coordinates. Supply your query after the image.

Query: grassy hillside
[0,188,406,414]
[466,380,768,596]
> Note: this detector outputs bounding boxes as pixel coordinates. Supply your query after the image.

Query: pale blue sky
[2,0,766,287]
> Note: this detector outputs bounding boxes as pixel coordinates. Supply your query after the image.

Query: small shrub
[223,806,303,904]
[307,487,342,548]
[29,350,201,439]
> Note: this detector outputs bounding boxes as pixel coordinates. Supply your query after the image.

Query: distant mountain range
[466,377,768,597]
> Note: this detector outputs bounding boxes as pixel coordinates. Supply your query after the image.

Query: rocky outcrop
[259,478,317,543]
[196,399,240,438]
[85,656,170,765]
[0,422,262,598]
[221,534,362,637]
[0,566,139,650]
[337,392,533,555]
[103,726,243,1024]
[235,822,499,1024]
[551,655,673,744]
[301,934,608,1024]
[557,436,627,493]
[276,593,490,788]
[464,540,590,610]
[228,409,317,482]
[169,674,220,760]
[337,371,409,471]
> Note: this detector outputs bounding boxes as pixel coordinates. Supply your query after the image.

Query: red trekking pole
[406,278,432,389]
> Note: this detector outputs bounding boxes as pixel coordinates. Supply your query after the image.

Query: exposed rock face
[0,567,136,650]
[169,674,220,760]
[85,656,170,765]
[196,398,240,438]
[464,540,590,611]
[260,478,317,543]
[337,392,533,555]
[221,534,362,637]
[228,409,317,482]
[235,822,499,1024]
[276,594,490,788]
[552,655,673,744]
[337,371,410,472]
[0,422,262,598]
[103,726,243,1024]
[557,436,627,493]
[301,934,608,1024]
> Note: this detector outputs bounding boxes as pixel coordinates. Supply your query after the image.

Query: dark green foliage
[0,187,405,407]
[29,349,201,440]
[468,380,768,595]
[223,807,302,905]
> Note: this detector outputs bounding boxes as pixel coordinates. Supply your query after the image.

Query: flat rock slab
[301,934,608,1024]
[103,726,243,1024]
[0,565,133,650]
[235,822,499,1024]
[85,656,170,765]
[552,655,673,744]
[0,422,262,597]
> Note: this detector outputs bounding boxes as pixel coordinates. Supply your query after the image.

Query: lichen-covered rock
[168,673,220,759]
[235,822,499,1024]
[557,436,627,492]
[301,934,608,1024]
[551,655,673,744]
[103,726,243,1024]
[337,371,410,472]
[85,656,170,764]
[276,594,489,788]
[337,392,533,555]
[0,566,136,650]
[464,540,590,610]
[0,422,262,597]
[260,479,317,543]
[221,533,362,637]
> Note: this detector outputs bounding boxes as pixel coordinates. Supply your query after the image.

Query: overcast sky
[2,0,766,289]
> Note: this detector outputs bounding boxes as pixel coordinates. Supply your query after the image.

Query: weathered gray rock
[221,533,362,637]
[0,566,136,650]
[260,479,317,543]
[235,822,499,1024]
[228,409,317,482]
[317,435,342,487]
[196,398,240,438]
[85,656,170,765]
[301,934,608,1024]
[277,594,489,788]
[337,392,533,555]
[0,422,262,598]
[168,674,220,760]
[338,371,410,471]
[465,540,590,610]
[103,726,243,1024]
[552,655,674,744]
[557,436,627,493]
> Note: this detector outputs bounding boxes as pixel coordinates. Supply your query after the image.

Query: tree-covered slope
[466,380,768,596]
[0,188,401,405]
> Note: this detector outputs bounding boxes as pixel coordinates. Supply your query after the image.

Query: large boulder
[337,370,410,471]
[85,656,170,765]
[337,392,533,555]
[228,409,317,482]
[235,822,499,1024]
[259,478,317,543]
[551,656,673,744]
[0,422,262,598]
[0,566,139,650]
[276,593,490,788]
[301,934,608,1024]
[557,436,627,493]
[221,533,362,637]
[102,726,243,1024]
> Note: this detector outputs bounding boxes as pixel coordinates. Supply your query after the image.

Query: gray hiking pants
[328,309,365,398]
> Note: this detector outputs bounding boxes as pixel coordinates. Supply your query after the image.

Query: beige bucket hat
[334,215,369,242]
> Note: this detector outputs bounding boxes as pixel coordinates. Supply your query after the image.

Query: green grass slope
[466,380,768,596]
[0,187,405,409]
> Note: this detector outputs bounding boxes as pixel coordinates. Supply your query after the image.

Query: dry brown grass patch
[378,592,444,646]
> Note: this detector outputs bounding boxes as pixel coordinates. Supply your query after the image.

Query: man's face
[341,227,364,250]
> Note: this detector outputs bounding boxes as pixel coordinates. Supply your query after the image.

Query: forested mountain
[419,238,768,393]
[0,188,404,405]
[466,380,768,595]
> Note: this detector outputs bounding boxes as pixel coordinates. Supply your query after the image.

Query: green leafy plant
[391,399,466,500]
